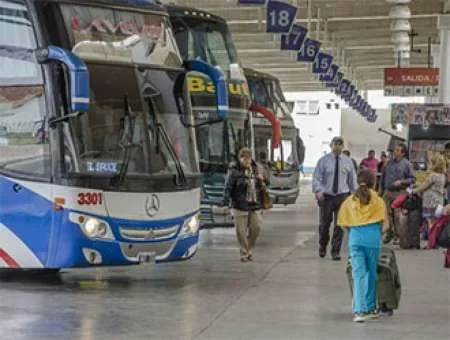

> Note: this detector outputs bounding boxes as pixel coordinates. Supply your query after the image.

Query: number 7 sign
[266,1,298,33]
[280,24,308,51]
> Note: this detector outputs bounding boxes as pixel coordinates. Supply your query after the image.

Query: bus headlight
[182,214,200,234]
[69,213,114,240]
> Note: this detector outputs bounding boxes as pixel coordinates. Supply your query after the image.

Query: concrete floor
[0,181,449,340]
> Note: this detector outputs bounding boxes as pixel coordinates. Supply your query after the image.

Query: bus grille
[119,225,179,241]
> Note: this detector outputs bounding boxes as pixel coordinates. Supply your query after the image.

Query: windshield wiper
[110,95,136,188]
[146,98,186,186]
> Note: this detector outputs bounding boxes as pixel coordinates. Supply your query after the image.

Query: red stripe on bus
[0,248,21,268]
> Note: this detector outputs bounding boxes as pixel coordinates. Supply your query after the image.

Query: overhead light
[391,19,411,32]
[393,43,410,52]
[392,32,410,44]
[393,51,411,59]
[389,5,412,20]
[395,123,404,132]
[386,0,411,4]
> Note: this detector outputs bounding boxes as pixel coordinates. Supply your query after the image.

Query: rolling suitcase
[393,194,422,249]
[346,247,402,311]
[396,208,422,249]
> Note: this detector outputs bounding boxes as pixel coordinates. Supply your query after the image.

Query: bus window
[0,0,50,178]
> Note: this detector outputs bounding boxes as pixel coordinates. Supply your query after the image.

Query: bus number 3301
[78,192,103,205]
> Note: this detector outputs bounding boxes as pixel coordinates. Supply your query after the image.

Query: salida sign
[384,68,439,86]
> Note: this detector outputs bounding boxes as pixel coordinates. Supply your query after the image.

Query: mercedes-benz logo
[145,194,160,217]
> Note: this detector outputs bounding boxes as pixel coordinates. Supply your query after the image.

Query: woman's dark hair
[354,169,376,205]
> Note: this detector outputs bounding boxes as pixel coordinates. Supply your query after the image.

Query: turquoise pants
[349,245,380,313]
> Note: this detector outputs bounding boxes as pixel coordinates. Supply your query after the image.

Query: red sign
[384,68,439,86]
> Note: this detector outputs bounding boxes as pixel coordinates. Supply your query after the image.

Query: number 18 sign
[266,0,298,33]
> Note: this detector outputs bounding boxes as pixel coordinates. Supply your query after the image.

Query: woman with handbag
[224,148,269,262]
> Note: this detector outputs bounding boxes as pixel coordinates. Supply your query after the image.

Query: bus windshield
[54,4,198,184]
[248,75,291,117]
[170,16,238,72]
[197,114,251,172]
[60,4,181,68]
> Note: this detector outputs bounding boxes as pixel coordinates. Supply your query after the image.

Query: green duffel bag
[346,247,402,310]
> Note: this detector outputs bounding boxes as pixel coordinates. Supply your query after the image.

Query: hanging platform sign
[297,38,321,62]
[266,1,298,33]
[326,71,343,88]
[320,64,338,83]
[312,52,333,74]
[383,68,439,97]
[280,24,308,51]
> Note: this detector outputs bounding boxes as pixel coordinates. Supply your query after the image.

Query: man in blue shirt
[379,143,415,244]
[313,137,358,260]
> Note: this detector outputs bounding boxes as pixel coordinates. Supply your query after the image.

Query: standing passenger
[224,148,267,262]
[313,137,357,260]
[379,143,415,244]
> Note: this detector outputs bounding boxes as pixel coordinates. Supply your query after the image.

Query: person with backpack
[338,168,389,322]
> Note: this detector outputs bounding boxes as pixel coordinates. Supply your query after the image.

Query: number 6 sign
[297,38,321,62]
[266,1,298,33]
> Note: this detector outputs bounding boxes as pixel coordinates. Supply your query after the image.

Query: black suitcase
[396,208,422,249]
[346,247,402,310]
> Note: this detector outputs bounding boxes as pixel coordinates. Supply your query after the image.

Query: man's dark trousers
[319,193,349,256]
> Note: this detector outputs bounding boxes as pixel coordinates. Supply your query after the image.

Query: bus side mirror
[36,46,89,113]
[184,59,229,120]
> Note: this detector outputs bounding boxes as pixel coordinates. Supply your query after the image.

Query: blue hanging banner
[297,38,321,62]
[326,71,343,88]
[353,94,362,108]
[266,1,298,33]
[238,0,266,4]
[312,52,333,74]
[344,84,355,101]
[337,78,350,96]
[320,64,338,82]
[281,24,308,51]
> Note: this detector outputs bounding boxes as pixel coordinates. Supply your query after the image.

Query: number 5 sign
[266,1,298,33]
[313,52,333,74]
[280,24,308,51]
[297,38,321,62]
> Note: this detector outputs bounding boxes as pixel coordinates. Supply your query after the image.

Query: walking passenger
[313,137,357,260]
[379,143,415,244]
[224,148,267,262]
[338,169,388,323]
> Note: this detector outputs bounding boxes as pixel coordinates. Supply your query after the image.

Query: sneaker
[247,254,253,262]
[240,256,249,263]
[366,311,380,320]
[353,313,367,323]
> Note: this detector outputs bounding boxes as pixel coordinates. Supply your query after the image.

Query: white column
[426,44,440,104]
[438,14,450,104]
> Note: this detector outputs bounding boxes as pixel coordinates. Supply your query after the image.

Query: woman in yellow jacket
[338,168,389,323]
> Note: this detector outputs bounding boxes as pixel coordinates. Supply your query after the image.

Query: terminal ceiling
[168,0,444,92]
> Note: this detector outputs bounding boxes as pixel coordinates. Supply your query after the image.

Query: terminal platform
[0,181,448,340]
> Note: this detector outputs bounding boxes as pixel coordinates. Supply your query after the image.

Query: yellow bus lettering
[188,77,206,92]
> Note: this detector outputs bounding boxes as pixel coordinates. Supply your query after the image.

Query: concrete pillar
[426,44,440,104]
[438,14,450,104]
